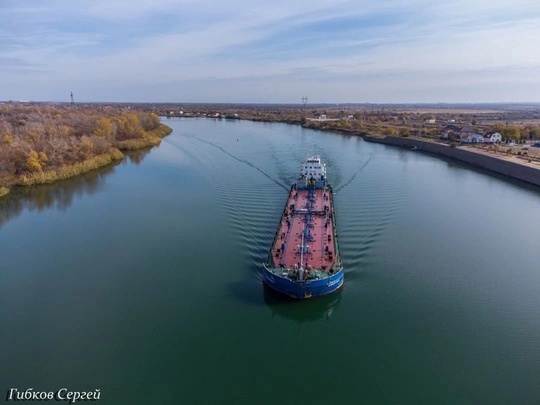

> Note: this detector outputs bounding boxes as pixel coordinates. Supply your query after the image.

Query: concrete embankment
[364,136,540,187]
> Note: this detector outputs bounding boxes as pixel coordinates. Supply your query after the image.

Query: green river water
[1,118,540,404]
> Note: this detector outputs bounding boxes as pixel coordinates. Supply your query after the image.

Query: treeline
[0,105,171,194]
[487,124,539,141]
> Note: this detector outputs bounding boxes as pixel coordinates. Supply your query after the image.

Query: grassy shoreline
[0,123,172,198]
[15,149,124,187]
[116,122,173,150]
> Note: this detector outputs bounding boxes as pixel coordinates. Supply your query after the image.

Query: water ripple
[192,136,289,191]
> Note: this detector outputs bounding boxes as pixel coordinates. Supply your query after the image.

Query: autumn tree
[26,150,43,172]
[501,126,521,140]
[93,117,115,139]
[116,113,144,141]
[399,128,410,137]
[138,113,160,131]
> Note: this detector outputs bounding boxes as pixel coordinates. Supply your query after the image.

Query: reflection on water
[0,165,115,229]
[0,149,153,230]
[0,165,115,228]
[124,147,153,166]
[263,284,342,324]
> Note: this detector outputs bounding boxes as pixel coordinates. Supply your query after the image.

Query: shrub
[0,186,9,198]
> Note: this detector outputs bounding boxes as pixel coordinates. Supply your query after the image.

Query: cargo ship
[263,155,344,299]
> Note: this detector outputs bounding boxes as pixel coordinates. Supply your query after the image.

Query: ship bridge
[297,155,327,189]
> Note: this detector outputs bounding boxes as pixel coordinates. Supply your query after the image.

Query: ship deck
[270,186,337,272]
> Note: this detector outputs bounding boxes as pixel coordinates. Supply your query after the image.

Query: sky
[2,0,540,103]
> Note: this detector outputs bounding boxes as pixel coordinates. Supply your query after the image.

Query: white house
[462,134,485,143]
[484,132,502,143]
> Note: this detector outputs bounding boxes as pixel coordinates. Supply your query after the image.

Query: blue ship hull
[262,265,344,299]
[264,155,343,299]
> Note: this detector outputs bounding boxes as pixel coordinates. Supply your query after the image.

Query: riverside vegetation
[0,105,172,197]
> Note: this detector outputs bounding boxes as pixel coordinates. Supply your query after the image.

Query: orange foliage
[26,150,42,172]
[0,104,167,186]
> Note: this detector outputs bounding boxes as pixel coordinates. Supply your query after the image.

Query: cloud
[1,0,540,102]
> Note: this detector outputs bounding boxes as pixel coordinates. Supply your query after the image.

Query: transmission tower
[70,92,74,106]
[301,96,308,109]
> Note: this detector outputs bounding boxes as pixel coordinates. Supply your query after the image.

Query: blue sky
[2,0,540,103]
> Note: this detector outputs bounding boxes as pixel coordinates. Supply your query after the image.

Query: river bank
[364,135,540,187]
[0,122,172,198]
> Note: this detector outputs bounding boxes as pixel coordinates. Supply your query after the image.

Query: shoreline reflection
[0,149,154,230]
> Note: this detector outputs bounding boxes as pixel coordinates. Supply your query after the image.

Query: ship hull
[262,264,344,299]
[263,155,343,300]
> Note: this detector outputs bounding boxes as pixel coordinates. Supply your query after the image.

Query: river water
[1,118,540,404]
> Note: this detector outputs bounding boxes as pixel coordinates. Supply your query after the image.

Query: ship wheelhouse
[298,155,327,188]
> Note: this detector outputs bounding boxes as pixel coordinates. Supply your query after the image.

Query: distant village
[3,100,540,148]
[140,103,540,146]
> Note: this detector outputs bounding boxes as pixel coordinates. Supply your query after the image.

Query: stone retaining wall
[364,136,540,187]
